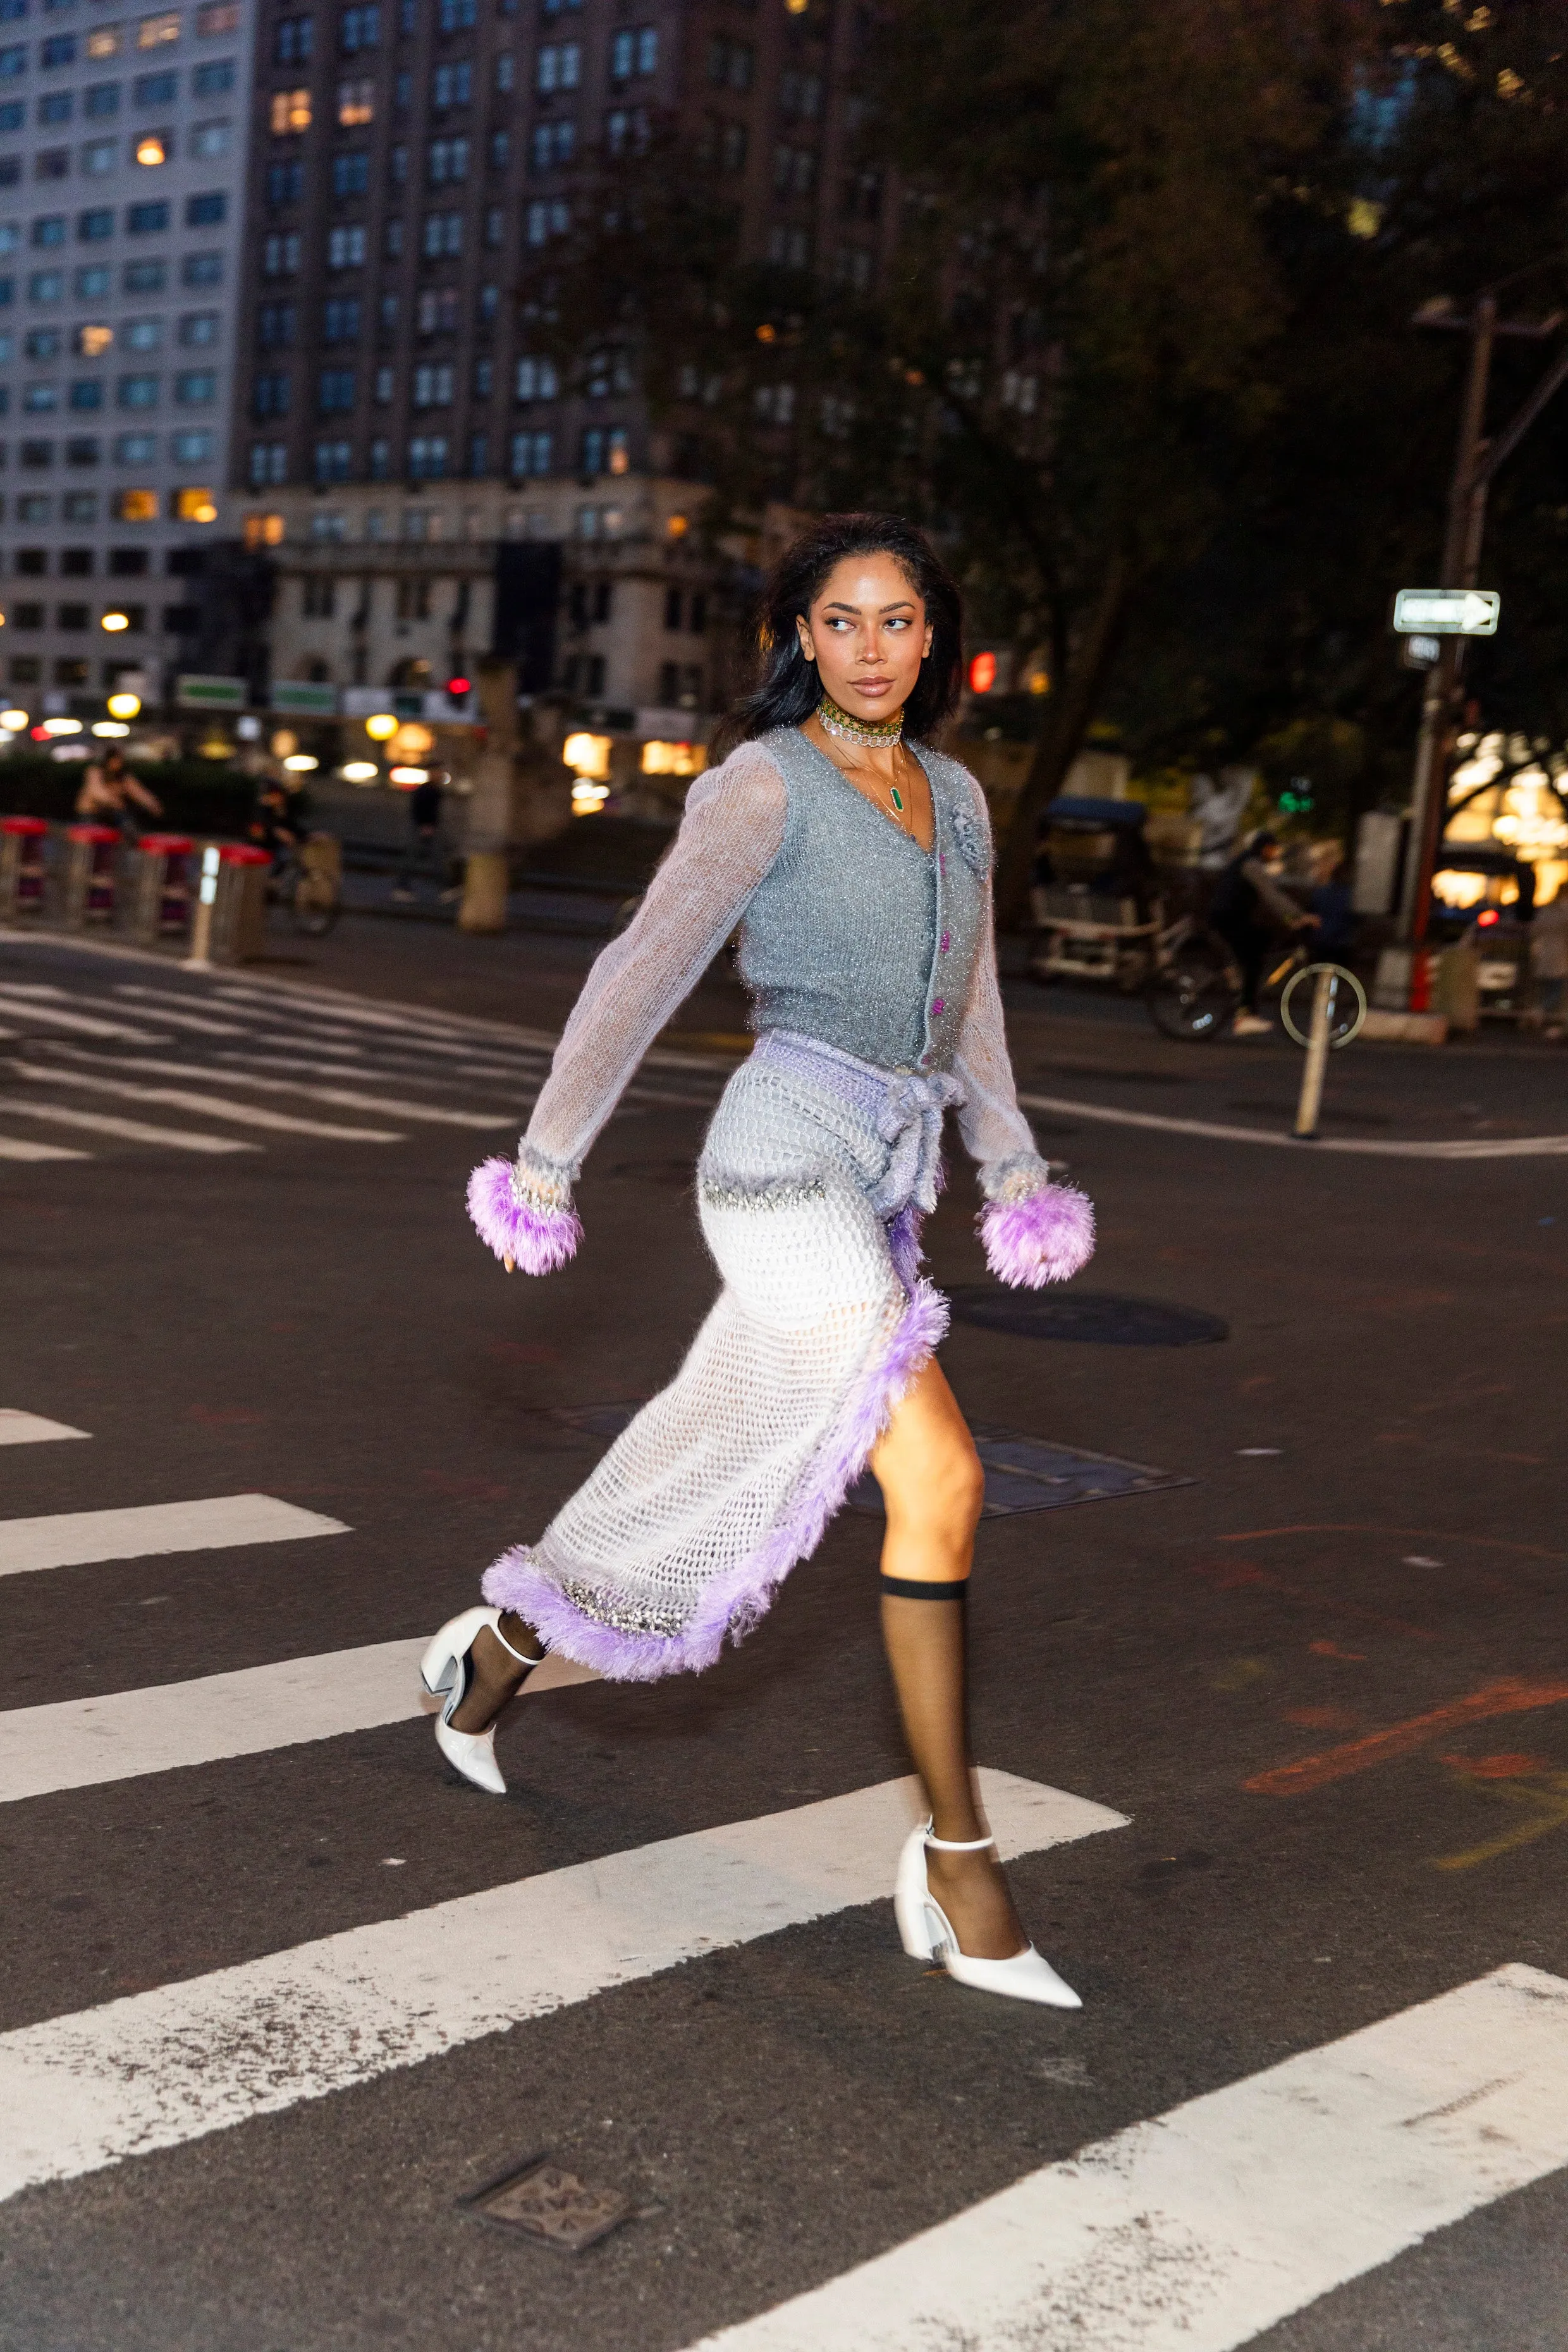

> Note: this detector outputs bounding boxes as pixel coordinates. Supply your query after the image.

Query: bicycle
[267,832,343,938]
[1143,917,1322,1041]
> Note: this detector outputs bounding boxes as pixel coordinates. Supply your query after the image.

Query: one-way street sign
[1392,587,1500,636]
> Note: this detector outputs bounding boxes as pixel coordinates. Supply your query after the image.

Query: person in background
[1530,881,1568,1041]
[1307,842,1354,962]
[75,747,162,835]
[250,779,303,869]
[393,772,446,903]
[1210,828,1320,1036]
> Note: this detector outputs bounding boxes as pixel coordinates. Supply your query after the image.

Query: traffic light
[446,673,472,709]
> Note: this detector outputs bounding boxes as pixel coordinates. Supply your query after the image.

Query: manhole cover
[948,1289,1227,1347]
[848,1421,1192,1519]
[462,2152,633,2253]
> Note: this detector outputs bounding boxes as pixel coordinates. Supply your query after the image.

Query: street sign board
[270,679,338,718]
[1392,589,1500,637]
[175,674,247,710]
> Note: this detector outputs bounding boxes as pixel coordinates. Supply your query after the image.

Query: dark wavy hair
[712,511,964,760]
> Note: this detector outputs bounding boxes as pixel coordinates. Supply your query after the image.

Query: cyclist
[250,779,303,871]
[75,747,163,839]
[1210,830,1318,1036]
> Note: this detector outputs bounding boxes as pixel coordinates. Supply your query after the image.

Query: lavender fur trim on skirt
[482,1275,947,1681]
[467,1155,582,1275]
[979,1182,1096,1289]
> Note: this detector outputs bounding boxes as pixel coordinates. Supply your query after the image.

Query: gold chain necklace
[816,694,911,821]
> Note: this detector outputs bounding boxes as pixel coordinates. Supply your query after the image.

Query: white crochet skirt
[481,1032,956,1681]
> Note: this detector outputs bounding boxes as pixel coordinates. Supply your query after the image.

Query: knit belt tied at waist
[751,1029,965,1220]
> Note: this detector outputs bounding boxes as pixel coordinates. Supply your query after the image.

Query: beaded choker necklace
[816,693,903,749]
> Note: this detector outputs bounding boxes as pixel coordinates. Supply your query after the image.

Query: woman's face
[795,553,933,725]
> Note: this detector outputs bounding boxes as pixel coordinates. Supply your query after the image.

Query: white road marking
[0,992,166,1044]
[0,1134,90,1162]
[0,1493,350,1579]
[39,1049,512,1129]
[12,983,248,1038]
[0,1770,1125,2200]
[1019,1089,1568,1161]
[0,1640,598,1805]
[14,1065,403,1142]
[687,1964,1568,2352]
[215,1048,548,1089]
[0,1411,89,1446]
[0,1098,254,1153]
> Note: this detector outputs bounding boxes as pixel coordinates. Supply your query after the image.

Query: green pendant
[890,786,904,812]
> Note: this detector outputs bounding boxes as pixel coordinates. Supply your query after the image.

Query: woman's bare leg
[448,1610,545,1732]
[870,1356,1027,1960]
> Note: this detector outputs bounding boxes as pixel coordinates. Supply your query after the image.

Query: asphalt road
[1,916,1566,2352]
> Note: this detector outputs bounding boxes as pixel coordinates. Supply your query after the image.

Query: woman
[424,514,1095,2007]
[75,747,162,833]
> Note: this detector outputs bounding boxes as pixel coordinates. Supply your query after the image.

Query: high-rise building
[0,0,256,711]
[238,0,891,735]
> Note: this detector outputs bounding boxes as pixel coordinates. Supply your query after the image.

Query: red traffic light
[968,651,997,695]
[447,675,471,697]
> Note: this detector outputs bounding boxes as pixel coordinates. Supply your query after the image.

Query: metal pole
[1294,968,1335,1139]
[1398,293,1498,962]
[184,843,219,969]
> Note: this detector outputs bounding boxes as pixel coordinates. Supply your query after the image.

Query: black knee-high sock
[879,1577,984,1842]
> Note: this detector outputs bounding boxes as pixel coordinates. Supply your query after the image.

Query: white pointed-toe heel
[419,1605,542,1797]
[895,1820,1082,2009]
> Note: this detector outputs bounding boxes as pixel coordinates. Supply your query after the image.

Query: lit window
[76,322,112,354]
[338,77,372,125]
[87,24,125,59]
[137,12,180,48]
[135,132,168,164]
[271,89,311,133]
[114,486,157,517]
[174,483,215,519]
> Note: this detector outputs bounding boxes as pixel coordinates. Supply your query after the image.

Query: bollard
[61,823,121,927]
[1280,962,1368,1140]
[0,814,49,921]
[208,843,271,965]
[128,833,194,945]
[184,842,221,968]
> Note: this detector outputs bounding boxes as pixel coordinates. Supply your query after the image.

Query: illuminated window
[243,510,285,546]
[114,486,158,518]
[87,23,125,59]
[135,132,168,164]
[271,87,311,133]
[174,484,216,519]
[338,77,372,124]
[76,322,113,355]
[137,12,180,47]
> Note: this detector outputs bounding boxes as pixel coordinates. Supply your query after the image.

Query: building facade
[0,0,255,709]
[238,0,891,732]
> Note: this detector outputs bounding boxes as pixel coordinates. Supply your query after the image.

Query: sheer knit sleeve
[467,743,788,1273]
[950,781,1096,1289]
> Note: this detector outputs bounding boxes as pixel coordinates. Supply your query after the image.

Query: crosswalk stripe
[685,1963,1568,2352]
[0,1769,1125,2202]
[4,981,249,1038]
[0,1098,254,1153]
[0,1411,90,1446]
[13,1065,403,1143]
[0,993,167,1044]
[0,1493,350,1579]
[40,1048,513,1130]
[216,1047,546,1089]
[0,1643,598,1806]
[0,1134,90,1161]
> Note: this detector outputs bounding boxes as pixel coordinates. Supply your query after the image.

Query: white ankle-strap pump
[893,1818,1082,2009]
[419,1605,542,1797]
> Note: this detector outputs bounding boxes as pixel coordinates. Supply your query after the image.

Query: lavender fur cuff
[979,1183,1095,1288]
[467,1154,582,1274]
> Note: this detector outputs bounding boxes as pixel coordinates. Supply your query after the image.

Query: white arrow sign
[1392,588,1500,637]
